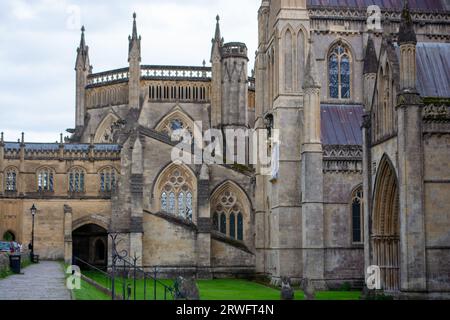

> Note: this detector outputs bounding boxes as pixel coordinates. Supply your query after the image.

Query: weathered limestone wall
[424,134,450,291]
[211,238,255,277]
[323,172,364,287]
[142,213,197,267]
[0,199,111,260]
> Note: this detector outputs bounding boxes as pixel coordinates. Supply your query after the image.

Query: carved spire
[398,0,417,44]
[75,26,90,71]
[303,40,320,89]
[363,33,378,75]
[210,15,222,63]
[128,12,141,61]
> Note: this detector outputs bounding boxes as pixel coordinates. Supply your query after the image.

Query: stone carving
[301,278,316,301]
[174,276,200,300]
[280,277,295,300]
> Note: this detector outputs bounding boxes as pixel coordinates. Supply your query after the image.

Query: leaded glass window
[161,192,168,211]
[328,42,352,99]
[158,166,194,221]
[37,168,54,192]
[69,168,85,193]
[229,213,236,239]
[220,213,227,234]
[5,168,17,192]
[213,213,219,231]
[100,167,117,192]
[211,187,245,241]
[237,213,244,241]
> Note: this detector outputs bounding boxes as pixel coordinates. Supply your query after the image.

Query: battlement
[221,42,248,59]
[1,142,121,160]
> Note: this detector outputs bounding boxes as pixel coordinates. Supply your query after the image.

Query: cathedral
[0,0,449,298]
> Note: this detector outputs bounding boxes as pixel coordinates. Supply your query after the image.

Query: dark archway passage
[2,231,15,242]
[72,224,108,270]
[372,157,400,292]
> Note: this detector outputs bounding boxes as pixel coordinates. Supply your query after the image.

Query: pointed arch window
[211,186,247,242]
[37,168,54,192]
[157,166,195,221]
[5,168,17,192]
[352,187,364,244]
[100,167,117,192]
[328,42,352,99]
[69,168,85,193]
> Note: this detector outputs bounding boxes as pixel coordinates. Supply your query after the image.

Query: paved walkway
[0,261,71,300]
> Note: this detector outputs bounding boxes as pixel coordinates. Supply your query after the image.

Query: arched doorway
[372,157,400,292]
[72,224,108,270]
[2,231,15,242]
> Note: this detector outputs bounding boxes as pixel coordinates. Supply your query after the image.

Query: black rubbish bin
[9,255,21,274]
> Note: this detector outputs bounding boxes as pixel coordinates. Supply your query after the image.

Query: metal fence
[74,234,176,300]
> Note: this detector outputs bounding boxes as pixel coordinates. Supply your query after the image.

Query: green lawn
[75,271,361,301]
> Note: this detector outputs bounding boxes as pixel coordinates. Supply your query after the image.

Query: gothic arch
[372,154,400,292]
[153,163,197,222]
[282,27,294,92]
[94,113,120,143]
[72,214,110,232]
[210,180,252,243]
[327,38,354,100]
[154,106,196,139]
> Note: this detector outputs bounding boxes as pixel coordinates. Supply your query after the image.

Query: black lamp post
[30,204,37,261]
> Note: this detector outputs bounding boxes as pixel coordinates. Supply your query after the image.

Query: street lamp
[30,204,37,262]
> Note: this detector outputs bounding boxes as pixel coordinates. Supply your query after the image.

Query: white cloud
[0,0,260,142]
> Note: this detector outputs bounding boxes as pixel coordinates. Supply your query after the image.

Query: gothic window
[69,168,85,193]
[100,167,117,192]
[5,168,17,192]
[37,168,54,192]
[328,42,352,99]
[352,187,363,244]
[237,213,244,241]
[157,165,195,221]
[229,213,236,239]
[220,213,227,234]
[211,183,248,242]
[155,109,194,142]
[213,213,219,231]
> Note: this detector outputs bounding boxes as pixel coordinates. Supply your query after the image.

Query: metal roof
[307,0,448,11]
[321,104,364,146]
[416,43,450,98]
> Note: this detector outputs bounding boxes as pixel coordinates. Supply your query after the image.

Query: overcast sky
[0,0,259,142]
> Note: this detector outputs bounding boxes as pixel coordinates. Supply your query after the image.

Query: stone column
[130,136,144,266]
[196,164,212,279]
[63,205,73,264]
[300,43,325,289]
[362,114,372,278]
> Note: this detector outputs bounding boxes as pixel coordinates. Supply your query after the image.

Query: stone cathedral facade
[1,1,449,298]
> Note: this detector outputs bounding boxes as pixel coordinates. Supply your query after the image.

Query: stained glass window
[328,42,351,99]
[186,192,193,220]
[5,169,17,192]
[38,168,54,192]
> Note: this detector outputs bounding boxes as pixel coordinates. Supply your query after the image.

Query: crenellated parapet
[2,142,121,161]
